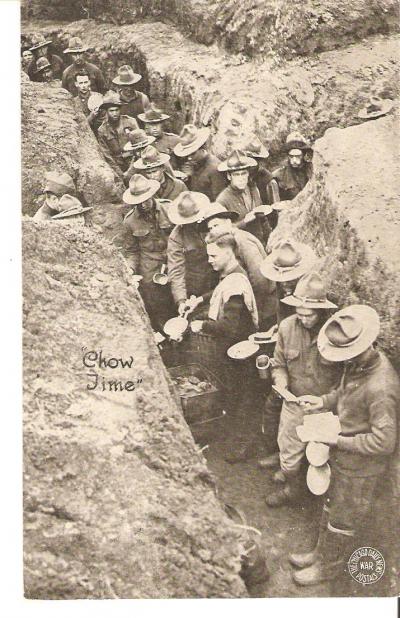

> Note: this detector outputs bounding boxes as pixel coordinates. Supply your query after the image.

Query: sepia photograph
[11,0,400,607]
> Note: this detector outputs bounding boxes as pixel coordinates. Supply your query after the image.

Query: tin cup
[256,354,270,380]
[153,264,168,285]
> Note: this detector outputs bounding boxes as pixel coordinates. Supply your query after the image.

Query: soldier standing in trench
[33,171,77,222]
[267,132,313,204]
[293,305,399,586]
[138,105,181,169]
[122,174,175,331]
[132,145,187,201]
[62,37,106,96]
[72,70,105,135]
[173,126,226,202]
[28,34,64,82]
[243,135,279,231]
[112,65,151,122]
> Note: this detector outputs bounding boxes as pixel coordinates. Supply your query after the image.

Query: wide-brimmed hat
[35,57,52,74]
[168,191,210,225]
[218,149,257,173]
[63,36,89,54]
[123,129,156,152]
[243,136,269,159]
[199,202,239,230]
[358,96,394,120]
[122,174,160,205]
[133,145,170,170]
[29,34,52,52]
[100,91,123,110]
[174,125,210,158]
[112,65,142,86]
[138,105,170,124]
[52,194,93,219]
[281,272,337,309]
[260,239,316,282]
[43,171,76,197]
[285,131,311,153]
[317,304,380,362]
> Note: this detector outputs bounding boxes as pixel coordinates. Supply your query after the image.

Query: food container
[153,264,168,285]
[256,354,270,380]
[168,363,225,426]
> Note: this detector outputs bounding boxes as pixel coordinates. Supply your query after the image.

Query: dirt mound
[23,220,247,599]
[21,77,123,217]
[270,111,400,367]
[21,0,399,58]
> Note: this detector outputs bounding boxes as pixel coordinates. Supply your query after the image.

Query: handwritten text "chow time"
[81,348,142,392]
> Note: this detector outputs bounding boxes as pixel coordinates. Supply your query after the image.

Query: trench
[22,22,398,599]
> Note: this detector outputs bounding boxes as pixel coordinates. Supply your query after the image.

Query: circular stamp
[347,547,385,585]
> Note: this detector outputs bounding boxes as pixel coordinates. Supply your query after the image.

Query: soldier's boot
[292,524,353,586]
[257,452,280,469]
[289,505,330,568]
[265,472,302,507]
[272,469,286,484]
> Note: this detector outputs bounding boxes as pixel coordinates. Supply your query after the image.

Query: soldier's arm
[210,171,227,202]
[271,325,289,388]
[202,295,243,338]
[167,231,187,305]
[122,222,141,273]
[61,67,69,91]
[97,131,124,179]
[266,179,280,204]
[321,389,339,412]
[337,388,397,455]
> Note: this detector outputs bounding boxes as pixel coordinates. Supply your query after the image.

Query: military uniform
[167,223,217,306]
[217,183,271,247]
[120,91,151,121]
[97,115,140,172]
[62,61,106,96]
[184,154,226,202]
[271,162,312,202]
[123,199,175,330]
[28,53,64,81]
[154,132,181,169]
[156,173,187,201]
[73,92,105,135]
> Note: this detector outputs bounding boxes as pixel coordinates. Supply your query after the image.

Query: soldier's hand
[178,300,189,316]
[190,320,203,333]
[297,395,323,412]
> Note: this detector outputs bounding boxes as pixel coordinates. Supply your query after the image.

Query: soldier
[73,72,105,135]
[199,203,276,331]
[243,135,278,230]
[216,149,271,246]
[122,174,174,330]
[33,57,55,83]
[32,172,76,222]
[267,132,313,203]
[167,191,217,315]
[133,145,187,201]
[97,92,139,175]
[122,130,156,183]
[62,37,106,96]
[28,34,63,82]
[138,105,181,167]
[50,195,93,226]
[265,272,341,507]
[112,65,150,121]
[173,125,226,201]
[293,305,399,586]
[21,47,34,74]
[257,240,318,468]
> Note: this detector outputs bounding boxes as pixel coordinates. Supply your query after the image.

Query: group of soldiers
[27,32,399,589]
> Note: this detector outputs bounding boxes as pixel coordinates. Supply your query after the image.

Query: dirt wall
[23,220,247,599]
[21,0,399,58]
[270,112,400,367]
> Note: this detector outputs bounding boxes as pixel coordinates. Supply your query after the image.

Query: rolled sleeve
[167,230,187,304]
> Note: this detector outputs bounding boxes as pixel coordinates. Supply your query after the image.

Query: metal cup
[153,264,168,285]
[256,354,270,380]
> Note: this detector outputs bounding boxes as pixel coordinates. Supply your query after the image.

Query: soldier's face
[228,169,249,191]
[45,192,60,210]
[145,122,163,138]
[207,217,232,233]
[117,85,136,99]
[22,50,33,67]
[207,243,231,272]
[42,68,53,82]
[139,198,154,214]
[145,166,164,182]
[75,75,91,94]
[71,52,85,65]
[288,150,304,169]
[36,46,48,58]
[296,307,319,329]
[280,280,296,296]
[107,106,121,122]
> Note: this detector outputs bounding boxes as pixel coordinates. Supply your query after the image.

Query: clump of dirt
[21,76,124,217]
[22,0,399,58]
[23,220,247,599]
[270,111,400,368]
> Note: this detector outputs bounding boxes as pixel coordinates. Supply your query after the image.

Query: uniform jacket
[154,132,181,169]
[73,92,104,134]
[232,229,276,324]
[123,199,173,282]
[272,162,312,202]
[272,314,342,397]
[155,173,187,201]
[185,154,226,202]
[28,53,64,81]
[62,61,106,95]
[167,223,217,304]
[217,183,271,246]
[98,115,139,171]
[322,350,399,476]
[120,91,150,120]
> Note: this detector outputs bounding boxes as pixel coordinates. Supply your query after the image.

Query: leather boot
[289,506,329,568]
[292,526,352,586]
[265,473,302,507]
[258,451,280,469]
[273,469,286,484]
